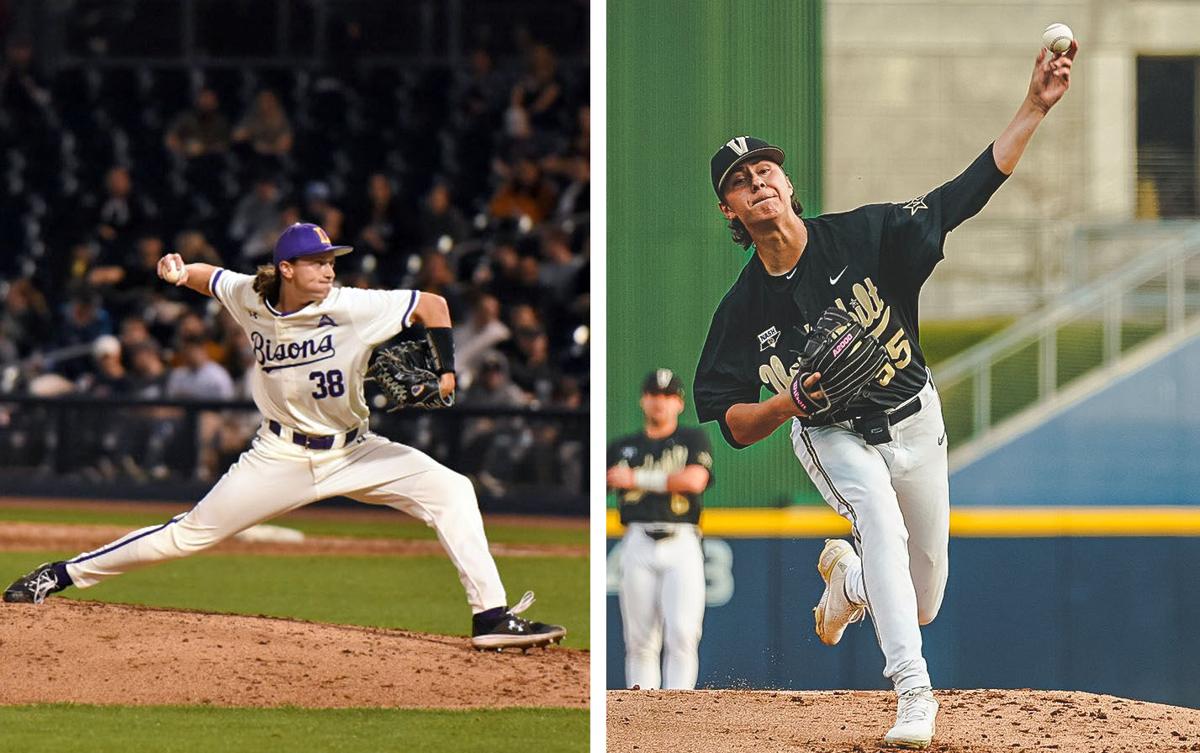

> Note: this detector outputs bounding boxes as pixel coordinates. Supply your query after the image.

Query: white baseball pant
[65,425,508,613]
[790,377,949,692]
[619,522,706,689]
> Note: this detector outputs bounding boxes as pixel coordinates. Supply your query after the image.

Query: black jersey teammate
[607,369,713,689]
[693,40,1078,749]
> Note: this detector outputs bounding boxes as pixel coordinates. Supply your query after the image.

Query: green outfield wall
[607,0,824,507]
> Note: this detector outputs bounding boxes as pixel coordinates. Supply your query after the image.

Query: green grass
[0,506,587,546]
[0,552,589,648]
[0,705,588,753]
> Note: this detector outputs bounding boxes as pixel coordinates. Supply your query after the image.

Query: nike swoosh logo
[938,433,946,446]
[829,266,848,285]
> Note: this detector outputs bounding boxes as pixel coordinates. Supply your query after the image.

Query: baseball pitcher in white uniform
[4,222,566,651]
[607,369,714,689]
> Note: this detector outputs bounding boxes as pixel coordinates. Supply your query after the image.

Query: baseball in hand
[1042,23,1073,55]
[162,258,184,284]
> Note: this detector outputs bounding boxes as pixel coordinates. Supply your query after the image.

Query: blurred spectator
[418,181,470,252]
[2,278,52,357]
[0,38,52,130]
[89,166,158,255]
[165,88,231,158]
[229,175,283,262]
[174,230,223,267]
[84,335,128,397]
[304,181,345,242]
[109,234,167,319]
[539,228,583,304]
[124,341,178,481]
[461,350,532,496]
[232,90,293,158]
[58,290,113,353]
[510,44,564,134]
[118,315,155,359]
[167,333,234,480]
[414,251,465,319]
[353,172,410,281]
[489,156,557,224]
[508,326,558,403]
[455,292,511,388]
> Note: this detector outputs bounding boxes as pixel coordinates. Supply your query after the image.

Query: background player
[693,41,1078,747]
[607,368,714,689]
[4,222,565,651]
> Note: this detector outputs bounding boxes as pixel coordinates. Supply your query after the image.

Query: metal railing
[0,395,588,515]
[936,222,1200,457]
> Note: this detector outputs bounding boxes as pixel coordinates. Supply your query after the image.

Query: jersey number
[309,369,345,399]
[878,329,914,386]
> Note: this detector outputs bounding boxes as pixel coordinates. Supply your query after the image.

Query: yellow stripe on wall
[606,507,1200,538]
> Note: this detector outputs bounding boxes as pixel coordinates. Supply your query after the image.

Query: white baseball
[163,258,183,284]
[1042,23,1073,55]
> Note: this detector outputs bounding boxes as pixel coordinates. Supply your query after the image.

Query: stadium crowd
[0,31,589,493]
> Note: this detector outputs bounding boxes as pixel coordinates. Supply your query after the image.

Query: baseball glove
[789,306,889,417]
[367,340,454,411]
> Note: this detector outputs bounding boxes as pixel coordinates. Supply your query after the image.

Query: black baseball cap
[642,368,685,397]
[710,136,786,198]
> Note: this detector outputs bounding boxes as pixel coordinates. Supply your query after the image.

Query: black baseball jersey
[695,144,1008,448]
[607,426,714,525]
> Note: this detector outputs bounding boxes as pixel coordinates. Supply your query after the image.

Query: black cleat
[470,591,567,651]
[4,562,71,604]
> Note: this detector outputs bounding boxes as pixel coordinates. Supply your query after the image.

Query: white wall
[824,0,1199,317]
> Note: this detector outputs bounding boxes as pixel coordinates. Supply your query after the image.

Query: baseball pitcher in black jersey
[607,369,714,689]
[693,40,1078,748]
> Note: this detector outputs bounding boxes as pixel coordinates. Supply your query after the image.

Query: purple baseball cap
[273,222,353,265]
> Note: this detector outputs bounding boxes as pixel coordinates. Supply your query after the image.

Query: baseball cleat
[813,538,865,646]
[470,591,567,651]
[4,561,71,604]
[883,686,938,749]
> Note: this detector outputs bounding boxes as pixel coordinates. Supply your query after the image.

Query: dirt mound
[0,600,587,709]
[607,689,1200,752]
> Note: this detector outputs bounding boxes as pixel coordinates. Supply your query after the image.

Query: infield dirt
[608,689,1200,752]
[1,600,587,709]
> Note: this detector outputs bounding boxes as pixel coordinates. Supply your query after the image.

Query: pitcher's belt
[267,420,359,450]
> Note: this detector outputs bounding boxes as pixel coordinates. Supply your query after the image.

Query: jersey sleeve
[208,269,257,324]
[882,143,1009,284]
[694,299,760,450]
[684,427,716,489]
[344,288,421,346]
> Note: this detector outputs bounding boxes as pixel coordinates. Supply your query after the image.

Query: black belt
[268,420,358,450]
[808,395,922,428]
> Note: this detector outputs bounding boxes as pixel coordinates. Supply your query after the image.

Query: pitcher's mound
[1,600,587,709]
[608,688,1200,752]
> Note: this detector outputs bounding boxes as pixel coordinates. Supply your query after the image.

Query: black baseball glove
[367,340,454,411]
[789,306,889,417]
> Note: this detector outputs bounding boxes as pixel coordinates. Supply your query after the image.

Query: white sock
[844,557,867,606]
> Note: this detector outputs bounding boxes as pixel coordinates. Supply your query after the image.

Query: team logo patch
[902,194,928,215]
[318,314,338,327]
[725,136,750,156]
[758,325,781,351]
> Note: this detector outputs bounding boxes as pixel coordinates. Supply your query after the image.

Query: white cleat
[813,539,865,646]
[883,686,938,749]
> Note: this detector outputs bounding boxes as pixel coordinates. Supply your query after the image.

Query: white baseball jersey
[210,269,419,435]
